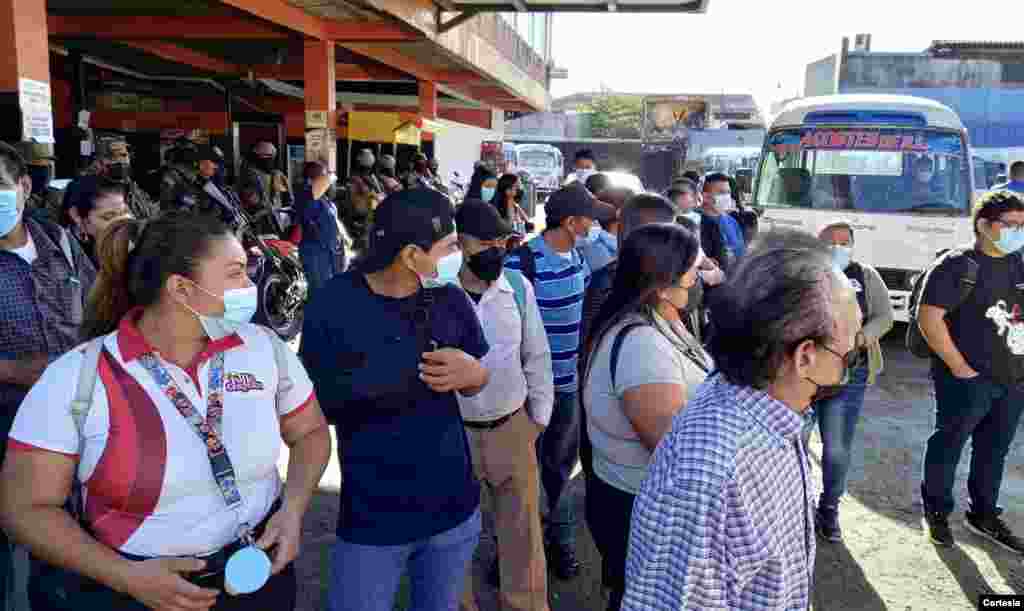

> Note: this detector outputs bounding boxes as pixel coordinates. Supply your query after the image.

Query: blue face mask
[995,227,1024,255]
[481,187,496,201]
[0,189,21,238]
[683,210,702,226]
[830,245,852,270]
[187,283,259,340]
[575,224,600,248]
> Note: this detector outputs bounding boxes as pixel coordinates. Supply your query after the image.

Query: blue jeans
[536,391,580,547]
[802,365,869,510]
[922,369,1024,517]
[328,510,481,611]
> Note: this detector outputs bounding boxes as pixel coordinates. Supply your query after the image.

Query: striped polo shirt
[506,234,590,393]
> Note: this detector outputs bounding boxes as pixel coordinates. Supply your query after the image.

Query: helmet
[379,154,397,171]
[357,149,375,168]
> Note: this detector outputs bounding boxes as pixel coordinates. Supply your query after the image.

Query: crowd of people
[1,134,1024,611]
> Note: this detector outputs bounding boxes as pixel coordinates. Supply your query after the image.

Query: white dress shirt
[456,271,554,427]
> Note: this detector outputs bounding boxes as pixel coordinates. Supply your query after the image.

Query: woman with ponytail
[1,210,331,611]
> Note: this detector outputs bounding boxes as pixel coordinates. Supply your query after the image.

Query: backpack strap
[503,269,530,364]
[260,326,294,405]
[504,269,528,318]
[512,243,538,285]
[610,322,649,389]
[70,337,105,441]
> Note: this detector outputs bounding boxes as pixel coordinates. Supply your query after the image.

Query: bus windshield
[756,128,971,215]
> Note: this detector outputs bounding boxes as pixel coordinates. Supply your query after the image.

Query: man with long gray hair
[622,229,865,611]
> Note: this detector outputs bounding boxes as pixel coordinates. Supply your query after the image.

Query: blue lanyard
[137,351,242,509]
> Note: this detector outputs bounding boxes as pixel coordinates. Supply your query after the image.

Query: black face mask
[806,342,867,403]
[253,157,275,173]
[107,162,131,182]
[28,165,53,195]
[467,247,506,282]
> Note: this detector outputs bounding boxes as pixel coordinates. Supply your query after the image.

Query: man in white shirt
[455,199,554,611]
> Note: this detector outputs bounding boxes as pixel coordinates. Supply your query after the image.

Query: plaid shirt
[622,374,816,611]
[0,217,96,415]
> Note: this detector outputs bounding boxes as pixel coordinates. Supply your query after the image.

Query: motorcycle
[207,183,308,342]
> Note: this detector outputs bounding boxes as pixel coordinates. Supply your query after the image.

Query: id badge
[224,526,272,596]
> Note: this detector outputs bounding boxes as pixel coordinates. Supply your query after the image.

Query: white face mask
[714,193,735,212]
[575,169,596,184]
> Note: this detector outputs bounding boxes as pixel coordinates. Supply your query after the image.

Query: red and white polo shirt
[8,313,316,558]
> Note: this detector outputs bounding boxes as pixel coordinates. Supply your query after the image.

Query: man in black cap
[193,145,244,229]
[505,182,613,580]
[300,188,491,611]
[454,200,553,611]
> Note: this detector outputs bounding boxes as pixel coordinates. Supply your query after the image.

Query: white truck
[514,143,564,198]
[753,94,976,322]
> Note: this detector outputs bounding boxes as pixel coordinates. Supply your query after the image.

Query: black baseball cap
[545,182,615,227]
[359,188,456,273]
[455,199,515,241]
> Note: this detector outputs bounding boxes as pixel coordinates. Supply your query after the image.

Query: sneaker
[923,511,955,547]
[815,506,843,543]
[965,512,1024,554]
[545,543,581,580]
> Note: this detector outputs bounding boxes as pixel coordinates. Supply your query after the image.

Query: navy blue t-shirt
[300,271,488,545]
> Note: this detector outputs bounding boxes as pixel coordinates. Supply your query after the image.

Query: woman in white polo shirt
[0,211,331,611]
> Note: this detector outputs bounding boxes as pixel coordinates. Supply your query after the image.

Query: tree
[579,91,643,139]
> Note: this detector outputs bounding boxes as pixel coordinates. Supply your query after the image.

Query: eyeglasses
[818,331,868,382]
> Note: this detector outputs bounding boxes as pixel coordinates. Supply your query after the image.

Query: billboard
[642,96,709,142]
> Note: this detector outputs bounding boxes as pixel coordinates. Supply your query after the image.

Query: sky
[549,0,1024,118]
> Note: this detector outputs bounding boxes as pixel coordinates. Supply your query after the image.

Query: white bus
[753,94,976,322]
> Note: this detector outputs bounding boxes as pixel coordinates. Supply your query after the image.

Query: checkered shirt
[622,374,816,611]
[0,217,96,413]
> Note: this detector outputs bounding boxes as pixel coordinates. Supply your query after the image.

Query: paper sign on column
[306,111,328,129]
[18,78,54,144]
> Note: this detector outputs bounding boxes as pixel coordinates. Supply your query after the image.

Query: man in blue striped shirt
[505,183,611,579]
[623,230,865,611]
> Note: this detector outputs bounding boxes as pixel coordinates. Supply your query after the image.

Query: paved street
[281,330,1024,610]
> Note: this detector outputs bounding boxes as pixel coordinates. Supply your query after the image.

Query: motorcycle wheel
[254,270,304,341]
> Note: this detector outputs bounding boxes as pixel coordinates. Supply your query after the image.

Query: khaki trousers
[461,407,549,611]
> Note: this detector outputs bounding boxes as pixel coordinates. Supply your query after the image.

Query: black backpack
[906,247,979,358]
